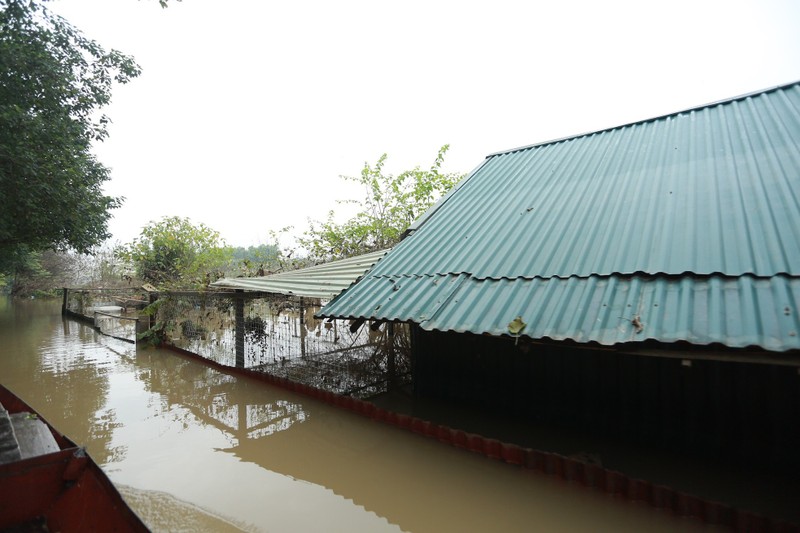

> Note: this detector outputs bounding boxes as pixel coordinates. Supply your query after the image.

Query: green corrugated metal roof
[210,249,389,300]
[320,82,800,352]
[324,273,800,351]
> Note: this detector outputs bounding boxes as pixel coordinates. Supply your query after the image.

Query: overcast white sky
[50,0,800,247]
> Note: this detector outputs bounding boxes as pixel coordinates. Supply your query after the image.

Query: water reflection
[131,349,308,445]
[0,298,722,533]
[0,298,125,465]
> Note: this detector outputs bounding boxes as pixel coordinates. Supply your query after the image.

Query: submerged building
[319,81,800,473]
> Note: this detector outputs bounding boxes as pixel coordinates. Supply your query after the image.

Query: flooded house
[319,81,800,477]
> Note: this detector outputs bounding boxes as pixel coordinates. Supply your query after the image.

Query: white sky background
[50,0,800,248]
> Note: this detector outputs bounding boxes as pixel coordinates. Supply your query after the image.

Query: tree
[0,248,91,296]
[299,145,464,262]
[116,217,231,288]
[78,243,136,287]
[0,1,140,266]
[227,244,281,277]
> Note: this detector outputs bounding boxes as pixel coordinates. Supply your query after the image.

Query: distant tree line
[4,146,464,294]
[132,146,464,287]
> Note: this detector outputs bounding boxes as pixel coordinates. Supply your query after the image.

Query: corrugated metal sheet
[320,82,800,352]
[322,274,800,350]
[374,85,800,279]
[210,249,389,300]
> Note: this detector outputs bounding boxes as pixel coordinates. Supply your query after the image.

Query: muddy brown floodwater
[0,298,724,532]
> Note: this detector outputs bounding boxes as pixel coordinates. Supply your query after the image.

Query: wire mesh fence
[63,288,147,343]
[153,291,411,399]
[62,288,411,398]
[92,311,140,343]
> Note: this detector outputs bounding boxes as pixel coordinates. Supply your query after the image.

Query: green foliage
[116,217,231,288]
[264,226,314,272]
[0,246,47,296]
[227,244,280,277]
[141,297,164,317]
[0,1,140,264]
[137,319,166,346]
[299,145,464,261]
[137,296,167,345]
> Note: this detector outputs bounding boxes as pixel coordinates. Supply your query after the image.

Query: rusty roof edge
[486,79,800,159]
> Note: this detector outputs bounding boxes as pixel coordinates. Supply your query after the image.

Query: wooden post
[235,291,245,368]
[61,288,68,315]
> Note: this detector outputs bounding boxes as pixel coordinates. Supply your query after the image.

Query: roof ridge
[487,79,800,159]
[369,272,798,282]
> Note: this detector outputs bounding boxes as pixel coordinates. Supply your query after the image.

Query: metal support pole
[235,291,245,368]
[299,297,306,358]
[387,322,396,391]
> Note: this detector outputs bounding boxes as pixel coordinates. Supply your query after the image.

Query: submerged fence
[154,291,410,398]
[63,288,411,399]
[62,287,146,343]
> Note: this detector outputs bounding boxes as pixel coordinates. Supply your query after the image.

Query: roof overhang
[210,249,390,300]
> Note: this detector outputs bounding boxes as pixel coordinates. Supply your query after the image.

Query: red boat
[0,384,149,532]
